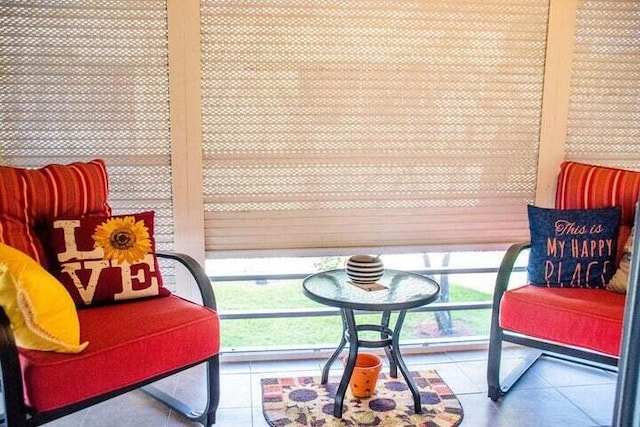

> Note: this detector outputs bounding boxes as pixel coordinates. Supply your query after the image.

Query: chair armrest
[491,241,530,309]
[156,251,217,311]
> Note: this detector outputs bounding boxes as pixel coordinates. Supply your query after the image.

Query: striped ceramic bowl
[346,255,384,283]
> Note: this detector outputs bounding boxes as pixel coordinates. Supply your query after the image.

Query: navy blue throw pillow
[527,205,621,288]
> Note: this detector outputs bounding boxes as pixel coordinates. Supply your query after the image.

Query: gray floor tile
[80,391,170,427]
[152,371,181,391]
[446,349,490,362]
[456,392,502,427]
[422,362,482,394]
[166,410,203,427]
[501,345,539,359]
[212,407,253,427]
[251,371,277,409]
[219,373,253,409]
[457,358,553,394]
[403,351,455,365]
[175,364,207,383]
[493,387,601,427]
[172,374,209,414]
[249,358,321,373]
[530,357,617,387]
[252,407,273,427]
[42,409,90,427]
[557,383,617,426]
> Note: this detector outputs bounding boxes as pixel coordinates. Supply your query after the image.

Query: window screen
[0,1,175,250]
[200,0,549,255]
[566,0,640,170]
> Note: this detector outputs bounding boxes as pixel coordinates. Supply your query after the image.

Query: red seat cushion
[19,295,220,412]
[500,285,625,357]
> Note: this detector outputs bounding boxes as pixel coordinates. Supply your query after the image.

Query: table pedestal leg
[327,308,423,417]
[332,309,358,418]
[321,311,348,384]
[381,311,397,377]
[391,310,422,414]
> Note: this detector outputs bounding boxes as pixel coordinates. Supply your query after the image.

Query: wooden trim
[535,0,578,207]
[167,0,205,264]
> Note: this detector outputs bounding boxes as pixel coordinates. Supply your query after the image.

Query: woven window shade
[0,1,175,252]
[566,0,640,170]
[201,0,549,255]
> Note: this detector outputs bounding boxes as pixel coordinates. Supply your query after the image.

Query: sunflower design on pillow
[92,216,152,264]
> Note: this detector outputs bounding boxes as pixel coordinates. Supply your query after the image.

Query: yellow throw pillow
[0,243,88,353]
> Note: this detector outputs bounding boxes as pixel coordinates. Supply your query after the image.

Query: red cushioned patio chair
[487,161,640,401]
[0,160,220,426]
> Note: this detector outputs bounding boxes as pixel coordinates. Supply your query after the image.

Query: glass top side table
[302,268,440,418]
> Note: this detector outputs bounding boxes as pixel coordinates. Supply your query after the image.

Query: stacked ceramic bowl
[346,255,384,284]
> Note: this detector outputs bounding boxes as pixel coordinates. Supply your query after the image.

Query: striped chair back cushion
[556,161,640,263]
[0,159,111,268]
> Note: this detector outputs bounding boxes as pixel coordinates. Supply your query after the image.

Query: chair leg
[143,354,220,426]
[0,312,29,427]
[487,325,542,401]
[205,354,220,426]
[487,274,542,401]
[487,322,504,401]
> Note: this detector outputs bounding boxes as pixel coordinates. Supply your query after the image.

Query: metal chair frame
[0,251,220,426]
[487,242,618,401]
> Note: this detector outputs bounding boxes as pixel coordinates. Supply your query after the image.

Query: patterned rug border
[261,369,464,427]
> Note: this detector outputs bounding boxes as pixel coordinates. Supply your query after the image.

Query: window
[200,0,549,257]
[207,251,524,352]
[0,1,174,248]
[565,0,640,168]
[198,0,549,354]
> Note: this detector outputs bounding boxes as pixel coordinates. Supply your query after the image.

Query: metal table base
[320,308,422,418]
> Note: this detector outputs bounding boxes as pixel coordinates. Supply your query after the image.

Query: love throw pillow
[49,211,169,306]
[527,205,621,288]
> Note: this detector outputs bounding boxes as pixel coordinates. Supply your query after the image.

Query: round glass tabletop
[302,268,440,311]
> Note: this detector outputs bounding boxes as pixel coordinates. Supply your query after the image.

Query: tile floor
[43,348,618,427]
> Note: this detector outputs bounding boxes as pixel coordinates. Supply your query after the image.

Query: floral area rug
[261,370,463,426]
